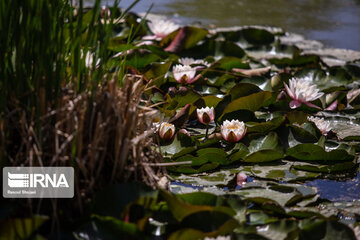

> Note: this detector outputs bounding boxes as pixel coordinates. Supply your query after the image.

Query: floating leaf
[161,26,209,51]
[229,83,262,100]
[247,116,286,134]
[182,39,246,59]
[221,91,273,117]
[286,143,355,162]
[213,56,249,71]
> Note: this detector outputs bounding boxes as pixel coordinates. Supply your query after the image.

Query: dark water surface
[99,0,360,51]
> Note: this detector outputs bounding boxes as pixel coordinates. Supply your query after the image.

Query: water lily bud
[284,77,323,109]
[178,86,188,95]
[159,122,175,140]
[237,173,247,186]
[168,87,177,97]
[179,128,190,136]
[271,74,282,89]
[197,107,215,125]
[221,120,247,143]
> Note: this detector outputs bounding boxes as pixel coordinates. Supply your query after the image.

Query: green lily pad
[196,148,229,165]
[182,39,246,59]
[221,91,273,118]
[247,116,286,134]
[286,143,355,162]
[161,26,209,50]
[229,82,262,100]
[212,56,250,71]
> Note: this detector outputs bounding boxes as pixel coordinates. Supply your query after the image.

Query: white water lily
[82,51,100,69]
[197,107,215,125]
[308,116,331,135]
[172,65,199,84]
[159,122,175,140]
[221,120,247,143]
[204,236,231,240]
[178,57,210,68]
[148,19,180,39]
[284,77,323,109]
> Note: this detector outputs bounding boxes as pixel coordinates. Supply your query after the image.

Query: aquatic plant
[147,19,180,40]
[159,122,176,140]
[284,77,324,109]
[172,64,200,84]
[308,116,331,135]
[221,120,247,143]
[197,107,215,125]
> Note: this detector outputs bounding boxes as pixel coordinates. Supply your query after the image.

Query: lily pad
[286,143,355,162]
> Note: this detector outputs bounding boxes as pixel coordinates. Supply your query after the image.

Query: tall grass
[0,0,125,165]
[0,0,164,227]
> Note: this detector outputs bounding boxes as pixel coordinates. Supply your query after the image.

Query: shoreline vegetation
[1,0,360,239]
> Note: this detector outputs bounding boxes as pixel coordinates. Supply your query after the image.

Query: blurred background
[90,0,360,51]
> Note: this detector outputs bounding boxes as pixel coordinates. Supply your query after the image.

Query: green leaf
[213,57,249,71]
[247,116,286,134]
[299,219,357,240]
[242,28,275,45]
[229,83,262,100]
[161,26,209,50]
[182,39,246,59]
[269,55,320,68]
[144,62,172,81]
[197,148,228,165]
[248,132,283,153]
[289,122,320,143]
[160,190,235,222]
[286,144,355,162]
[244,149,284,163]
[293,162,356,173]
[221,91,273,117]
[125,49,161,69]
[169,90,202,109]
[0,215,48,240]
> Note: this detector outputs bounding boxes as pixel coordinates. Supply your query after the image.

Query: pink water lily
[159,122,175,140]
[173,65,200,84]
[221,120,247,143]
[197,107,215,125]
[308,116,331,136]
[237,173,247,186]
[284,77,323,109]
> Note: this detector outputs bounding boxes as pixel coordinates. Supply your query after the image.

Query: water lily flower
[197,107,215,125]
[147,19,180,40]
[307,116,331,136]
[221,120,247,143]
[237,173,247,186]
[172,65,200,84]
[284,77,324,109]
[159,122,175,140]
[178,57,210,69]
[204,236,230,240]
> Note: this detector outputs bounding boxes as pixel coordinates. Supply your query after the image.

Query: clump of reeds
[0,0,165,218]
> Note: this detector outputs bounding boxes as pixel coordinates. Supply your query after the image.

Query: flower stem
[205,124,209,140]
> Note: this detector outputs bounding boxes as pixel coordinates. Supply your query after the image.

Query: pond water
[97,0,360,51]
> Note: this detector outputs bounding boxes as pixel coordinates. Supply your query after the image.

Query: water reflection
[306,173,360,202]
[104,0,360,50]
